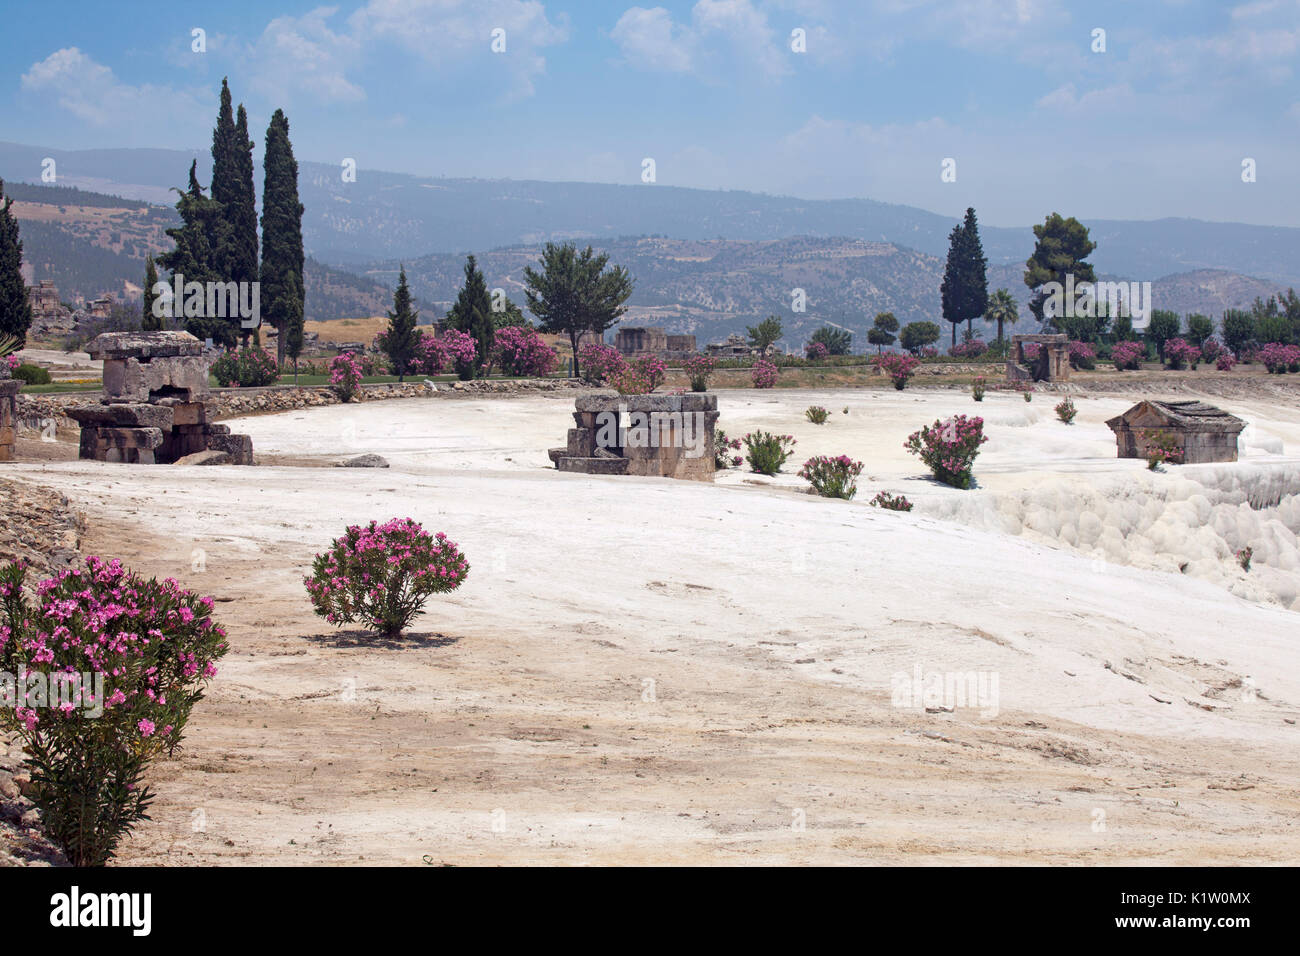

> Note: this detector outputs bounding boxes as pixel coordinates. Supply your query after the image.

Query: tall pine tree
[382,267,419,381]
[939,207,989,347]
[0,179,33,347]
[210,81,258,344]
[157,161,235,347]
[446,255,494,378]
[260,108,305,369]
[1024,213,1096,329]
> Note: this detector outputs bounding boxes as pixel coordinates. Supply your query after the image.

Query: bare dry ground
[2,382,1298,865]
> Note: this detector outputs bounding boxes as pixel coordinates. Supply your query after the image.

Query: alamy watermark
[1040,275,1153,330]
[891,663,1000,718]
[594,403,707,459]
[1,669,105,719]
[151,273,260,329]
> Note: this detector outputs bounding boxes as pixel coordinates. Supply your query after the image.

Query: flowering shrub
[1200,338,1224,364]
[1067,340,1096,370]
[905,414,987,489]
[1055,396,1077,424]
[971,376,986,401]
[0,558,227,866]
[211,346,279,387]
[1111,341,1144,371]
[799,455,863,499]
[805,341,830,360]
[305,518,469,639]
[439,328,480,380]
[405,332,447,376]
[1237,546,1253,572]
[1,354,18,377]
[918,347,939,359]
[1216,353,1237,372]
[751,359,779,389]
[876,353,920,389]
[493,326,558,377]
[713,428,742,469]
[576,342,625,385]
[949,339,988,358]
[1164,338,1201,370]
[742,430,796,475]
[683,354,716,391]
[1140,429,1183,470]
[607,355,666,394]
[806,405,829,424]
[869,491,913,511]
[330,352,363,402]
[1258,342,1300,374]
[1022,342,1041,361]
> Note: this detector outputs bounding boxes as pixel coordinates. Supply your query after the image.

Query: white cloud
[611,7,695,72]
[611,0,790,79]
[21,47,208,130]
[246,6,366,104]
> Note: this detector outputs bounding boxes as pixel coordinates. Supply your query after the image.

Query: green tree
[1023,213,1097,328]
[899,321,941,354]
[1221,309,1255,356]
[259,108,305,369]
[523,242,634,378]
[1186,313,1214,347]
[983,288,1018,344]
[1112,312,1136,342]
[811,324,853,355]
[1251,295,1292,343]
[156,162,237,348]
[940,207,989,347]
[746,315,783,356]
[0,179,32,347]
[446,255,495,376]
[491,295,529,329]
[381,267,419,381]
[141,256,162,331]
[1146,310,1181,359]
[864,313,897,354]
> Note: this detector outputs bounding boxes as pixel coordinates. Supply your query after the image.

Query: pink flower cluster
[304,518,470,639]
[805,342,830,360]
[1216,353,1237,372]
[1163,338,1201,370]
[949,339,988,358]
[751,359,779,389]
[439,328,480,378]
[211,346,279,387]
[1111,341,1144,371]
[1258,342,1300,374]
[329,352,364,401]
[683,354,716,391]
[577,342,625,385]
[874,353,920,389]
[905,414,988,489]
[608,355,667,395]
[798,454,864,499]
[493,326,558,377]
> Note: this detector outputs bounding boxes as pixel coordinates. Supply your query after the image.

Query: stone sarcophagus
[549,393,718,481]
[1007,334,1070,382]
[70,332,253,465]
[1106,400,1246,464]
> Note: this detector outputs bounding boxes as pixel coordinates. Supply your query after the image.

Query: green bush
[13,364,52,386]
[742,430,797,476]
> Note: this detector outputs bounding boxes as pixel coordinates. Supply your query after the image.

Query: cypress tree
[142,255,162,330]
[157,162,236,347]
[382,267,419,381]
[446,255,494,377]
[939,207,989,347]
[0,179,32,347]
[260,108,305,368]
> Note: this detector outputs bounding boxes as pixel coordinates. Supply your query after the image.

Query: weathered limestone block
[79,426,164,464]
[87,331,202,360]
[204,432,253,466]
[102,354,211,404]
[553,392,717,481]
[0,380,18,463]
[67,403,174,430]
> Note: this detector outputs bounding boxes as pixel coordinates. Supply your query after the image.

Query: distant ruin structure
[1007,334,1070,382]
[706,333,758,358]
[613,326,697,359]
[549,393,718,481]
[26,280,75,337]
[69,331,253,465]
[1106,400,1246,465]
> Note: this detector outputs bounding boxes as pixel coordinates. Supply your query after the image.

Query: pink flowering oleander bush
[211,346,279,387]
[577,342,625,385]
[805,341,830,360]
[683,354,716,392]
[1216,352,1237,372]
[875,353,920,389]
[305,518,469,640]
[869,491,913,511]
[751,359,779,389]
[918,346,939,359]
[1258,342,1300,374]
[1067,340,1097,370]
[0,558,227,866]
[438,328,480,380]
[1111,341,1144,371]
[742,430,796,475]
[949,339,988,358]
[1140,429,1183,470]
[1163,338,1201,370]
[905,414,988,489]
[406,332,447,377]
[1022,342,1041,361]
[329,352,363,402]
[799,455,863,499]
[713,429,742,469]
[1200,338,1224,364]
[493,326,558,377]
[608,355,667,395]
[1,354,19,377]
[1055,396,1077,424]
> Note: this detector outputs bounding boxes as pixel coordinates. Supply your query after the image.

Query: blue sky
[2,0,1297,227]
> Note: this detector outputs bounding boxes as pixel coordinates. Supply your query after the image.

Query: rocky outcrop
[0,478,83,579]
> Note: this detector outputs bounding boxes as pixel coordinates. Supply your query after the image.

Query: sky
[1,0,1297,227]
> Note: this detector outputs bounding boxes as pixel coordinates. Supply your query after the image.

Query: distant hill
[4,140,1300,285]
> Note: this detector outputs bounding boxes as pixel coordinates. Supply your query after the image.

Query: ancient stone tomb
[1006,334,1070,382]
[1106,400,1246,464]
[70,331,253,465]
[549,393,718,481]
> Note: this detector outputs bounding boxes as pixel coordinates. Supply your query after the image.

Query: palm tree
[985,288,1019,344]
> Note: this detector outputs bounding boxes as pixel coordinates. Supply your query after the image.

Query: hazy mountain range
[2,140,1295,346]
